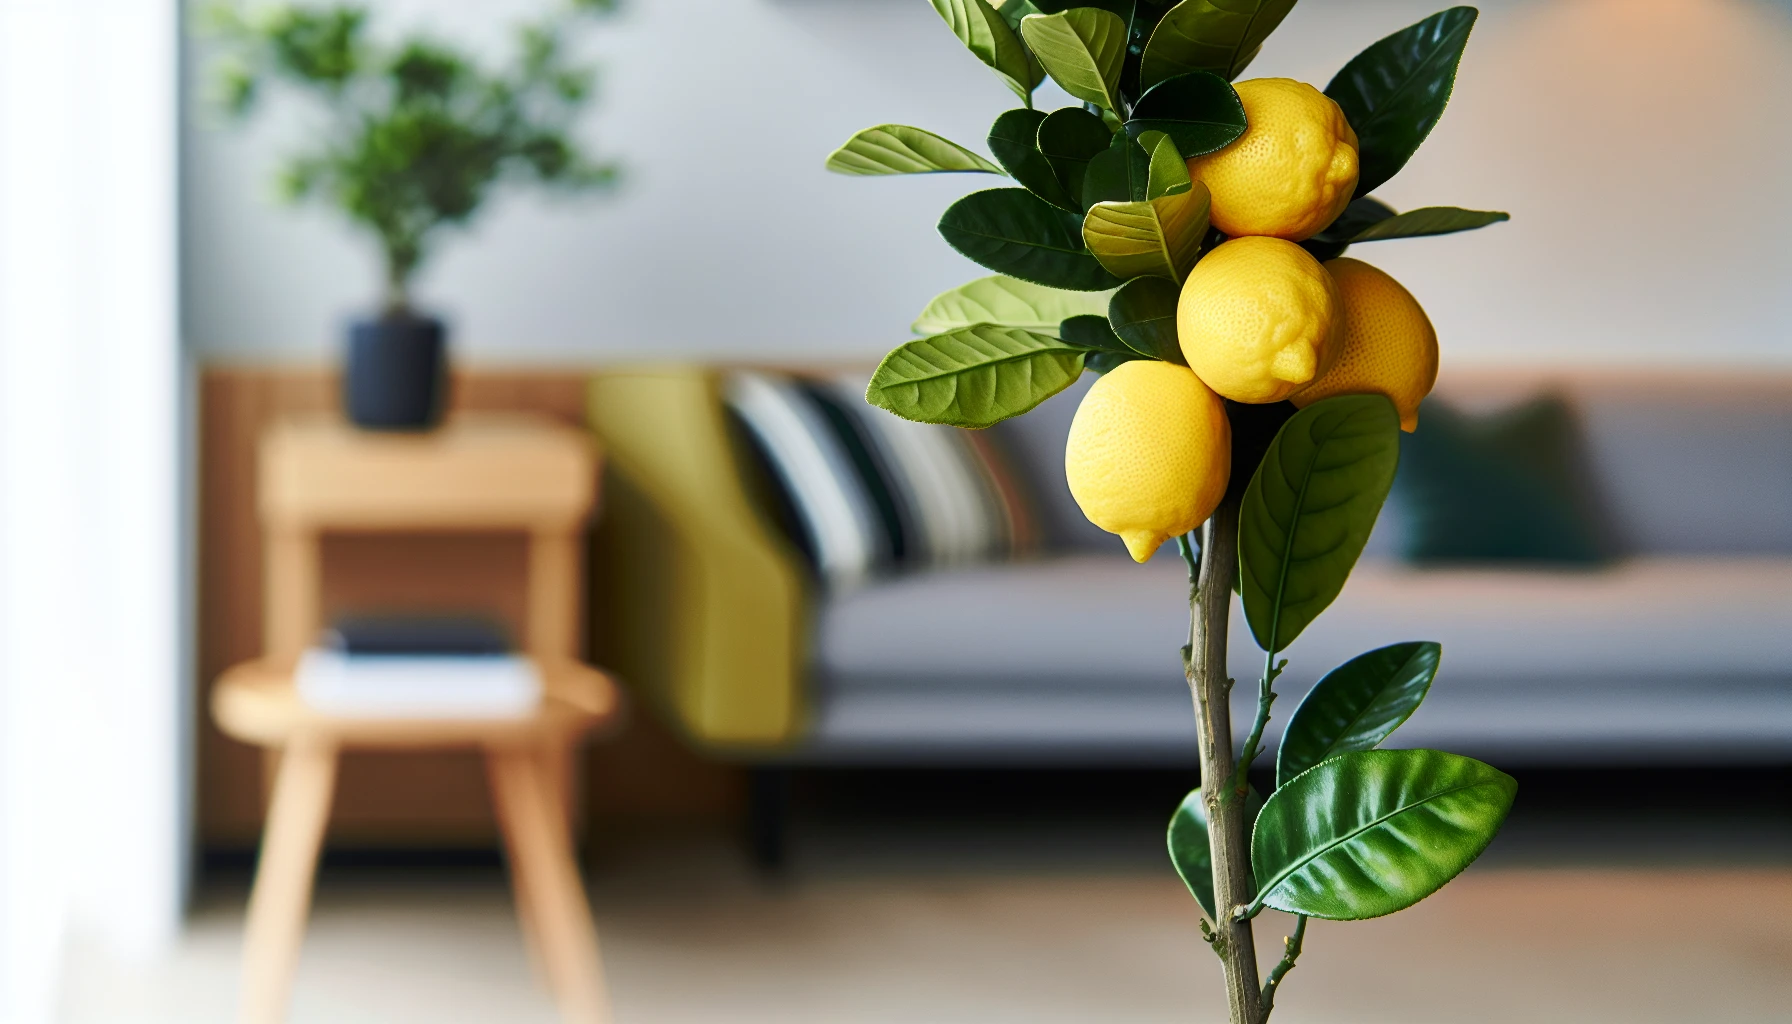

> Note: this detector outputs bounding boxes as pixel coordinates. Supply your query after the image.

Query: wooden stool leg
[487,745,611,1024]
[241,739,337,1024]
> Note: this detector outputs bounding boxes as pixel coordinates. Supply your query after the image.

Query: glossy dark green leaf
[1139,130,1192,199]
[1168,787,1263,920]
[1349,205,1509,242]
[1251,748,1516,920]
[1240,395,1400,653]
[939,188,1123,291]
[1081,131,1151,207]
[1058,313,1138,359]
[1107,275,1184,362]
[912,274,1112,335]
[1125,71,1247,158]
[1276,641,1441,788]
[1085,350,1137,374]
[1326,7,1478,197]
[930,0,1044,103]
[867,324,1084,428]
[1082,179,1209,281]
[988,109,1077,212]
[825,124,1005,176]
[1302,195,1396,261]
[1036,107,1113,207]
[1140,0,1298,87]
[1020,9,1129,112]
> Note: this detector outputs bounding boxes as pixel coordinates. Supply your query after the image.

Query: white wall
[2,1,187,1019]
[183,0,1792,367]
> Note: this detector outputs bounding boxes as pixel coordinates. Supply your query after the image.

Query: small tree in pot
[205,0,616,429]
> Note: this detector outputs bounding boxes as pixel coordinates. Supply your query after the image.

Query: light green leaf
[1019,9,1128,112]
[1240,395,1400,653]
[1251,749,1516,920]
[1141,0,1299,88]
[825,124,1005,176]
[939,188,1122,291]
[1082,180,1210,282]
[1142,131,1191,199]
[867,324,1084,429]
[930,0,1044,103]
[988,108,1076,211]
[1349,206,1510,242]
[911,274,1112,335]
[1107,275,1185,363]
[1276,641,1441,788]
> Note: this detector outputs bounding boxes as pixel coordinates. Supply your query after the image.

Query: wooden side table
[211,413,622,1024]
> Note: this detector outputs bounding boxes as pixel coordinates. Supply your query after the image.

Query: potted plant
[204,0,617,430]
[831,3,1512,1020]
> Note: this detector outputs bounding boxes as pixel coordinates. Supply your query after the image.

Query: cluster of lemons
[1066,79,1439,563]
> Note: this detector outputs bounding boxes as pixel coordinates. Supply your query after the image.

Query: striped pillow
[721,370,1038,587]
[724,372,888,590]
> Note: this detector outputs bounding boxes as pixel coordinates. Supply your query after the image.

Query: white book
[296,648,542,718]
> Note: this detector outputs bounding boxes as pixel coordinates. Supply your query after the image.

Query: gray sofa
[806,369,1792,767]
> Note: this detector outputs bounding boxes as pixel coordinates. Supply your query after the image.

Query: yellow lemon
[1186,78,1359,241]
[1065,360,1231,563]
[1177,236,1342,404]
[1292,258,1438,432]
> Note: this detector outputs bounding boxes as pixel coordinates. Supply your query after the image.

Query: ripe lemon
[1292,258,1438,432]
[1186,78,1359,241]
[1065,360,1231,563]
[1177,236,1342,404]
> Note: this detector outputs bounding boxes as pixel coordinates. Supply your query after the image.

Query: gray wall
[183,0,1792,366]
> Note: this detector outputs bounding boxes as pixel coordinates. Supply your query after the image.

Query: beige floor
[58,831,1792,1024]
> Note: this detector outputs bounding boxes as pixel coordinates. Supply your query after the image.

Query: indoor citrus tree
[828,4,1513,1021]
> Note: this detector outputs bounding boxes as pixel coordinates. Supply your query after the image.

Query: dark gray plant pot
[344,314,447,430]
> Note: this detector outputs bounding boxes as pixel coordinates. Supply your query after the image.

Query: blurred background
[1,0,1789,1021]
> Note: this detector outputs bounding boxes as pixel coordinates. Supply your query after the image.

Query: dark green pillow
[1395,395,1614,565]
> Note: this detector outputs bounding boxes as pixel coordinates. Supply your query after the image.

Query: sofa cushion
[809,554,1792,761]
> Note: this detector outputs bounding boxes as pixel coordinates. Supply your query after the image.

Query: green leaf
[930,0,1044,103]
[1169,787,1264,920]
[1251,748,1516,920]
[1302,195,1396,261]
[1140,0,1299,87]
[1349,205,1509,242]
[867,324,1085,429]
[1326,6,1478,197]
[1276,642,1441,788]
[825,124,1005,176]
[1082,180,1210,282]
[1081,131,1151,207]
[1107,275,1185,363]
[1240,395,1400,653]
[1125,72,1247,158]
[1020,9,1128,112]
[1141,131,1192,199]
[994,0,1044,35]
[939,188,1123,291]
[912,274,1113,335]
[1058,313,1138,360]
[988,109,1077,211]
[1036,107,1114,208]
[1086,350,1135,375]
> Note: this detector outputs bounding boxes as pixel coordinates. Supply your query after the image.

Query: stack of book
[296,614,542,718]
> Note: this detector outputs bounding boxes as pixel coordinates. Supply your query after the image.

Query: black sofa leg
[746,766,791,874]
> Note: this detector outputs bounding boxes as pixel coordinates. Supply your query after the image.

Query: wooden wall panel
[198,366,742,847]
